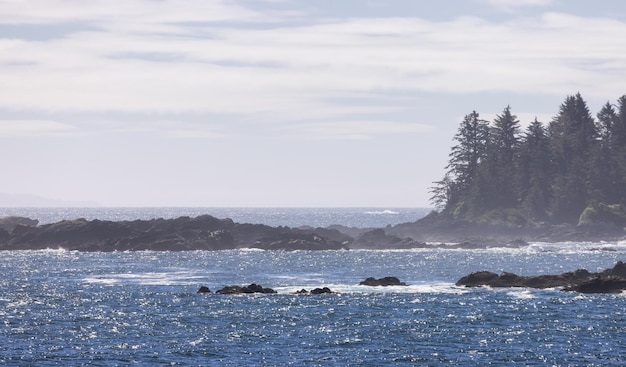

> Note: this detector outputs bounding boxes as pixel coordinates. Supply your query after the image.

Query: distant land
[0,193,101,207]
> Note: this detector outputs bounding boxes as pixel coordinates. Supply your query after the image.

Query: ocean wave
[364,209,399,215]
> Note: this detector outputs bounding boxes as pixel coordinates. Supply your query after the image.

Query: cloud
[483,0,554,9]
[283,120,433,140]
[0,120,78,137]
[0,0,260,25]
[0,1,624,139]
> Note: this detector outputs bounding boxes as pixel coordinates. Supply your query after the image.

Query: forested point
[430,93,626,227]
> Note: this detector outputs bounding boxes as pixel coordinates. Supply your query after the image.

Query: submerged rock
[359,276,407,286]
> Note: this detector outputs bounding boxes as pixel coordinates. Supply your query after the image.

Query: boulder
[455,271,499,287]
[359,276,407,286]
[310,287,334,294]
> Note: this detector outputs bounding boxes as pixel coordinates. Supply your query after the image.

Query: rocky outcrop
[216,283,277,294]
[388,211,626,243]
[456,262,626,293]
[250,232,346,251]
[296,287,335,294]
[455,269,591,289]
[350,228,528,250]
[0,216,38,233]
[563,277,626,293]
[0,215,348,252]
[359,276,407,286]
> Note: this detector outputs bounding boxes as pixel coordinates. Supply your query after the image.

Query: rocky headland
[0,210,624,251]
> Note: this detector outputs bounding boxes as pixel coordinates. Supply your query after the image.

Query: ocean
[1,208,626,366]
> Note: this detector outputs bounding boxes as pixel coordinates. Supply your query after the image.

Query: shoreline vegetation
[429,93,626,231]
[2,93,626,250]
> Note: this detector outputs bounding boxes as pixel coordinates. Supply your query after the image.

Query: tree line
[430,93,626,225]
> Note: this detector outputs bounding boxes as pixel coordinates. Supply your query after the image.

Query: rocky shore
[0,212,624,251]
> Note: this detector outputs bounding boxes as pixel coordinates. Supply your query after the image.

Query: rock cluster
[456,261,626,293]
[215,283,277,294]
[295,287,335,294]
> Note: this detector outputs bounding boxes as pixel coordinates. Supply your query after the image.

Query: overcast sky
[0,0,625,207]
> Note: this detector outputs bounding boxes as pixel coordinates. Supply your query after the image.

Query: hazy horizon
[1,0,625,207]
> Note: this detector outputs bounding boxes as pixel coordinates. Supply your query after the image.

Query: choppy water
[2,208,626,365]
[2,245,626,366]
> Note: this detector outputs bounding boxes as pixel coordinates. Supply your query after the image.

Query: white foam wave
[274,282,463,295]
[364,210,399,215]
[83,271,206,286]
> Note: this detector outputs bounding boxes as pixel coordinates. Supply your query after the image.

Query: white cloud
[0,1,624,139]
[483,0,554,9]
[283,120,433,140]
[0,0,260,25]
[0,120,78,137]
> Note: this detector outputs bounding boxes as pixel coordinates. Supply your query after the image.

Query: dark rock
[351,228,429,249]
[563,277,626,293]
[295,287,335,294]
[602,261,626,278]
[310,287,334,294]
[387,211,626,243]
[0,214,353,252]
[456,271,586,289]
[197,286,212,294]
[216,286,246,294]
[0,216,38,233]
[251,232,346,251]
[455,271,499,287]
[359,276,407,286]
[216,283,276,295]
[456,262,626,293]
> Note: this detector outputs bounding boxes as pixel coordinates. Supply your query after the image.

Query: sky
[0,0,625,207]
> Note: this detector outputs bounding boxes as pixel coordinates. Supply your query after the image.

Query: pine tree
[486,105,520,209]
[430,111,489,216]
[547,93,598,223]
[517,118,551,220]
[591,102,620,204]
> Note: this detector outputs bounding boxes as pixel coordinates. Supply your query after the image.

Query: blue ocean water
[1,208,626,366]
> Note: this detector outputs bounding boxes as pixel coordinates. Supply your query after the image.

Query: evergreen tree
[547,93,598,223]
[517,118,551,220]
[486,105,520,209]
[613,95,626,204]
[591,102,620,204]
[431,111,489,216]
